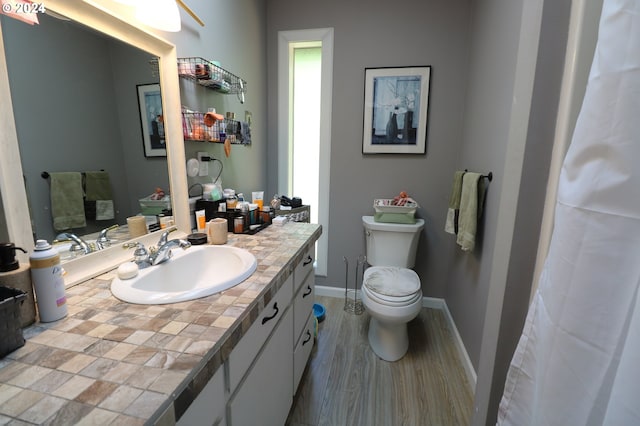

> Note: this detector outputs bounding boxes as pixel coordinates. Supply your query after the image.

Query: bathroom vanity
[0,222,321,425]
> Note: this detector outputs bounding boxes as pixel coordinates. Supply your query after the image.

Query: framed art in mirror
[362,66,431,155]
[137,83,167,157]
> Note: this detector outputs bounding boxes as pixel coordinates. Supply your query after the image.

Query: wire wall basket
[182,111,249,145]
[177,57,247,97]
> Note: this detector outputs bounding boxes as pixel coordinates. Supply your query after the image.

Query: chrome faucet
[123,229,190,268]
[149,238,191,266]
[54,233,92,255]
[96,224,119,250]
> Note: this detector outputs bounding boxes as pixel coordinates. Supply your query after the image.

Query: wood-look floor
[286,296,474,426]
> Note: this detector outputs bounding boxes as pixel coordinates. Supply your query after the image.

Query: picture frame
[136,83,166,157]
[362,66,431,154]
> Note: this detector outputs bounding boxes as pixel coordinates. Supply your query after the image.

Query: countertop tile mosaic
[0,223,321,425]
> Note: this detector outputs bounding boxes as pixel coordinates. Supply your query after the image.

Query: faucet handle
[97,224,119,249]
[157,228,177,246]
[123,242,150,268]
[99,224,119,238]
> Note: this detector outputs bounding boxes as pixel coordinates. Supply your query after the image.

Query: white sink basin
[110,245,257,304]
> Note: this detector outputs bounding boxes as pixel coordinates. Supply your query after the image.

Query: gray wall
[453,0,570,423]
[446,0,528,376]
[267,0,472,298]
[156,0,268,200]
[109,41,170,214]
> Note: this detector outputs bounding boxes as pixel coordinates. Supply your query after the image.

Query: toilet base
[367,317,409,362]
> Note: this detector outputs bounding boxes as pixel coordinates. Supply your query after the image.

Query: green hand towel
[456,172,487,251]
[85,171,113,201]
[50,172,86,231]
[445,170,465,234]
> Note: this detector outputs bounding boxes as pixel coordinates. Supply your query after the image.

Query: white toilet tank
[362,216,425,268]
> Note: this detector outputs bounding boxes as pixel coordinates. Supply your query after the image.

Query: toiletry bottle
[260,206,272,225]
[226,190,238,210]
[29,240,67,322]
[196,209,207,232]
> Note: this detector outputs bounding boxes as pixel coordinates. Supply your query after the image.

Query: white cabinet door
[177,365,226,426]
[228,306,293,426]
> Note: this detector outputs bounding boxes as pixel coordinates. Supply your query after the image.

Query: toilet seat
[363,266,421,306]
[363,285,422,307]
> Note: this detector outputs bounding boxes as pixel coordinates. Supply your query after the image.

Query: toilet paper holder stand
[343,255,365,315]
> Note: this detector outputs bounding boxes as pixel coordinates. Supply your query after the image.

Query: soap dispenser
[0,242,26,272]
[0,242,36,327]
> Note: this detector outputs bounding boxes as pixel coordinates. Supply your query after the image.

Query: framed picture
[136,83,166,157]
[362,66,431,154]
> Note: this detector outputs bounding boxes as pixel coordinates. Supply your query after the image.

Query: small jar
[233,216,244,233]
[226,193,238,210]
[260,206,272,225]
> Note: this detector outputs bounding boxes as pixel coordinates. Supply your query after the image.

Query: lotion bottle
[29,240,67,322]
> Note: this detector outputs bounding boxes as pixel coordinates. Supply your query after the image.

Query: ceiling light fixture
[135,0,181,32]
[104,1,205,31]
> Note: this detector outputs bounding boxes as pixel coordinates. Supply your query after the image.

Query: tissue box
[373,198,419,224]
[139,195,171,215]
[272,216,288,226]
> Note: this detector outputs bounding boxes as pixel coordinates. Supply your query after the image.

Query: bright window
[278,29,333,276]
[292,46,321,225]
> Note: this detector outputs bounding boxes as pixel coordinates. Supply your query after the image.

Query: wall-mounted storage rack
[177,57,247,98]
[182,111,250,145]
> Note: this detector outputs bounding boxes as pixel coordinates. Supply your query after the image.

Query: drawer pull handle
[262,302,279,325]
[302,285,312,298]
[303,330,312,345]
[303,255,313,266]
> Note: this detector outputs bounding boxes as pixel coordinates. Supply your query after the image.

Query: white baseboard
[440,299,478,389]
[314,285,477,391]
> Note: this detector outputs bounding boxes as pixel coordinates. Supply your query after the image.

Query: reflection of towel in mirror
[85,171,114,220]
[456,172,487,252]
[50,172,86,231]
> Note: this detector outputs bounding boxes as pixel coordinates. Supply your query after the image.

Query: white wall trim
[315,285,477,392]
[440,299,478,389]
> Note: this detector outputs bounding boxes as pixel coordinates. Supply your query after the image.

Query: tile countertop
[0,222,322,425]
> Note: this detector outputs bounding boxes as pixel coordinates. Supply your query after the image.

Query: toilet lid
[363,266,421,298]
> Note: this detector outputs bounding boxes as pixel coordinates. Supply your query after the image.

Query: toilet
[361,216,425,361]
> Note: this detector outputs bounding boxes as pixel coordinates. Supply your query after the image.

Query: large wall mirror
[3,12,168,243]
[0,0,189,285]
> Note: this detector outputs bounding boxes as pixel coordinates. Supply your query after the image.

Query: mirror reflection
[1,13,171,259]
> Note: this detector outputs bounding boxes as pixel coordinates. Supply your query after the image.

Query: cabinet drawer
[294,246,314,293]
[294,272,315,341]
[228,275,293,392]
[293,312,315,393]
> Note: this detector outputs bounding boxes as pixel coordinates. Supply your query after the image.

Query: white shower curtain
[498,0,640,425]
